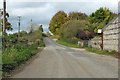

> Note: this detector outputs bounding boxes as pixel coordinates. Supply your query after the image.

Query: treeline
[49,7,117,44]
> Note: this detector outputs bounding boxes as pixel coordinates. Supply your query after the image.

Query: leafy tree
[59,20,93,43]
[38,25,43,32]
[89,7,116,33]
[89,7,113,24]
[68,12,88,20]
[76,31,94,40]
[49,11,67,35]
[0,9,13,32]
[1,9,13,50]
[94,22,106,33]
[46,32,51,37]
[0,9,2,33]
[20,31,27,37]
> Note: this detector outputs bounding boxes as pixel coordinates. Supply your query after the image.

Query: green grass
[86,47,109,55]
[2,30,46,77]
[56,40,82,48]
[50,35,59,39]
[56,40,119,58]
[2,44,42,76]
[86,46,119,58]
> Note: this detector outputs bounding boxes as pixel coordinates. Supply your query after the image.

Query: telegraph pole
[31,19,32,31]
[30,19,32,33]
[18,16,21,37]
[3,0,6,36]
[2,0,6,51]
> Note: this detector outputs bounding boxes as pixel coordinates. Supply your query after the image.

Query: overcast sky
[0,0,119,34]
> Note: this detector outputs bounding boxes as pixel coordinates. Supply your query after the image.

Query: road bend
[13,37,118,78]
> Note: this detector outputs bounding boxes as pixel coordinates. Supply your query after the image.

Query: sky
[0,0,119,34]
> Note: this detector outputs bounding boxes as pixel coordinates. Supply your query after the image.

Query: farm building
[102,14,120,53]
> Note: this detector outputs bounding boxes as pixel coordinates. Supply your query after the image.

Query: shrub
[2,44,39,73]
[103,50,109,53]
[59,20,94,44]
[2,28,45,76]
[88,45,92,48]
[2,48,18,72]
[109,50,117,54]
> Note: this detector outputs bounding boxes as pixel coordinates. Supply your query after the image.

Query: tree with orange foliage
[49,11,67,35]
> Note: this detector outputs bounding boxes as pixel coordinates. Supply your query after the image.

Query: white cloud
[9,3,55,19]
[4,0,120,2]
[0,0,119,34]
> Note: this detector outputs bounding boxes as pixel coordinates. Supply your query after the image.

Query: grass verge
[56,40,119,58]
[2,44,43,77]
[86,46,119,58]
[56,40,82,48]
[50,35,59,39]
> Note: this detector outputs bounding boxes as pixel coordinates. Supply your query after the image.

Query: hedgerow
[2,44,39,73]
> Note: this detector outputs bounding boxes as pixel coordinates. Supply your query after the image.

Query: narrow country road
[13,37,118,78]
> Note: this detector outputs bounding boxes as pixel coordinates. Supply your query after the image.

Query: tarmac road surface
[13,37,118,78]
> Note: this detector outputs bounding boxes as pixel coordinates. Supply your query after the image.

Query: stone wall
[103,17,119,52]
[118,16,120,54]
[88,37,102,49]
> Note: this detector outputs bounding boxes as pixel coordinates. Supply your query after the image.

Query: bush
[2,28,45,76]
[103,49,109,53]
[88,45,92,48]
[2,44,39,73]
[109,50,117,54]
[59,20,93,44]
